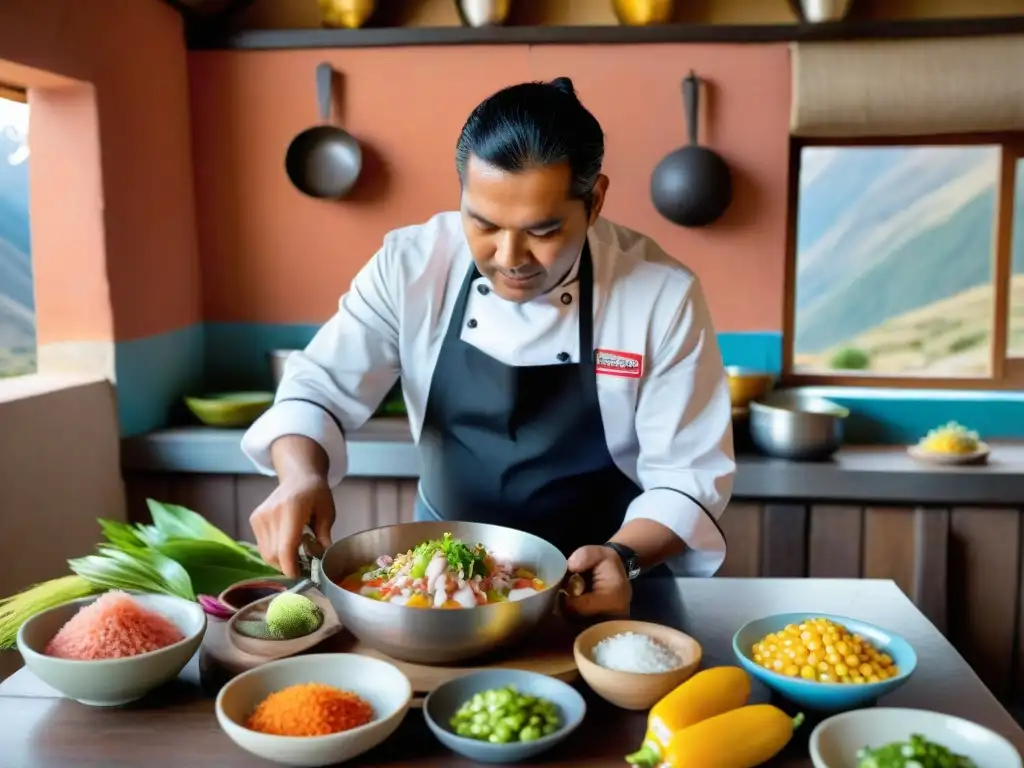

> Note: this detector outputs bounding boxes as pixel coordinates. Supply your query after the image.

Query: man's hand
[562,545,632,616]
[250,474,336,578]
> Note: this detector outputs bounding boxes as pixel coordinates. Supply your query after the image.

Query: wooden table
[3,578,1023,767]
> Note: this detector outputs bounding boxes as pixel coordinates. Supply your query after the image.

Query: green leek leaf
[104,546,194,599]
[98,518,147,550]
[70,556,167,597]
[0,575,103,650]
[146,499,238,549]
[70,546,195,601]
[154,540,278,573]
[143,499,272,569]
[154,540,278,595]
[179,565,280,598]
[129,522,168,549]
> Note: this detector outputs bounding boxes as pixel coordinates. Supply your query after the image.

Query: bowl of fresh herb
[810,707,1022,768]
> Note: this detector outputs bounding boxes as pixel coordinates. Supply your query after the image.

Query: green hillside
[795,172,1024,358]
[795,275,1024,375]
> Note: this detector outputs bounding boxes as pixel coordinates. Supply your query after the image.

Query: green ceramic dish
[184,392,274,428]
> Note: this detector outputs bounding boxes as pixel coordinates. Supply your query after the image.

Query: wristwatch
[604,542,642,580]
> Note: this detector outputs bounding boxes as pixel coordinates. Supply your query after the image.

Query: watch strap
[604,541,642,580]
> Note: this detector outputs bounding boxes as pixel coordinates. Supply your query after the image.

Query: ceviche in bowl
[337,532,548,609]
[319,521,567,665]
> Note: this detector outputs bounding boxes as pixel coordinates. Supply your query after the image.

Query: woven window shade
[790,35,1024,138]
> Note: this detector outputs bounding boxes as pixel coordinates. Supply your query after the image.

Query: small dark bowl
[218,577,294,612]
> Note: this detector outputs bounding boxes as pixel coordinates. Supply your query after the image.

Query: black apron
[417,242,653,561]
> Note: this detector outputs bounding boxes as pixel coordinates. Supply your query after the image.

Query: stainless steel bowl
[268,349,297,388]
[319,521,568,665]
[749,390,849,461]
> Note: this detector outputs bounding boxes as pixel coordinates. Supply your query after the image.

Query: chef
[241,76,735,617]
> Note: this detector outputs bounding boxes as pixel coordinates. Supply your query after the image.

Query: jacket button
[467,319,478,329]
[560,292,572,305]
[557,352,570,362]
[477,284,490,295]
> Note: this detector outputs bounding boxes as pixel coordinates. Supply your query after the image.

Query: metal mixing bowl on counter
[318,521,568,665]
[749,390,849,461]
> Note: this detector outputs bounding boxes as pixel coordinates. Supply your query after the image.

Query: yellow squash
[624,666,751,767]
[662,704,805,768]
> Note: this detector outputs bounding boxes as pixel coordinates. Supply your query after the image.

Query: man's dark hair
[455,77,605,209]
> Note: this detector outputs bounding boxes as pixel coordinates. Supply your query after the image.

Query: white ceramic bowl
[16,592,206,706]
[216,653,412,767]
[810,707,1024,768]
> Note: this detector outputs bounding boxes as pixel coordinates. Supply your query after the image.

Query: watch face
[607,543,641,579]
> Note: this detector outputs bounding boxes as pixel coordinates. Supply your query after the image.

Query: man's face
[460,155,608,303]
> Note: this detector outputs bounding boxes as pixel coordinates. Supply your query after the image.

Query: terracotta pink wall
[189,44,791,332]
[0,0,199,343]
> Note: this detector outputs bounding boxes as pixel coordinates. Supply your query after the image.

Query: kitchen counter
[3,578,1022,767]
[121,421,1024,506]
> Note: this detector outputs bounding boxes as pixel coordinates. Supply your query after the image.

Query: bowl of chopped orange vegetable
[731,614,916,712]
[215,653,412,767]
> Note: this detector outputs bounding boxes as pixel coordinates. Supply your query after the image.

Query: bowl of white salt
[573,620,702,710]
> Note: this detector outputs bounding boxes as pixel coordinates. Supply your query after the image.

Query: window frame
[0,83,26,104]
[0,83,32,380]
[782,131,1024,391]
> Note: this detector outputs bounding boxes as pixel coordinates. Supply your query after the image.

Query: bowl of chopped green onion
[810,707,1022,768]
[423,669,585,763]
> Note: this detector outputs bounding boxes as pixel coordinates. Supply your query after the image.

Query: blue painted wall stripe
[114,324,205,437]
[113,322,1024,444]
[717,332,783,373]
[204,322,320,391]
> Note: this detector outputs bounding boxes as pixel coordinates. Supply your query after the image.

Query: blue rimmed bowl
[423,669,586,764]
[732,613,917,712]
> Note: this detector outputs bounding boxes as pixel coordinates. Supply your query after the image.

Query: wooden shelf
[186,15,1024,50]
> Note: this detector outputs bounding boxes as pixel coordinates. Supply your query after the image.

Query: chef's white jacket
[242,212,736,577]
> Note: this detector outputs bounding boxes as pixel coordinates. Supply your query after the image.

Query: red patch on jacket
[594,349,643,378]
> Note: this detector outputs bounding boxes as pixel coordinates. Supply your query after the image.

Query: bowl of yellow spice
[908,420,990,466]
[732,614,916,712]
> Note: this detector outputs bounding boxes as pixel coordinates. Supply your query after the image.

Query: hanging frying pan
[650,71,733,228]
[285,62,363,200]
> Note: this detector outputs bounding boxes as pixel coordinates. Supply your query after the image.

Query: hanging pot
[455,0,512,27]
[612,0,674,26]
[319,0,377,29]
[284,63,363,200]
[650,71,733,228]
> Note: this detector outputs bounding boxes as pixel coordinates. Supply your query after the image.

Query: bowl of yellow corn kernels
[732,614,916,711]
